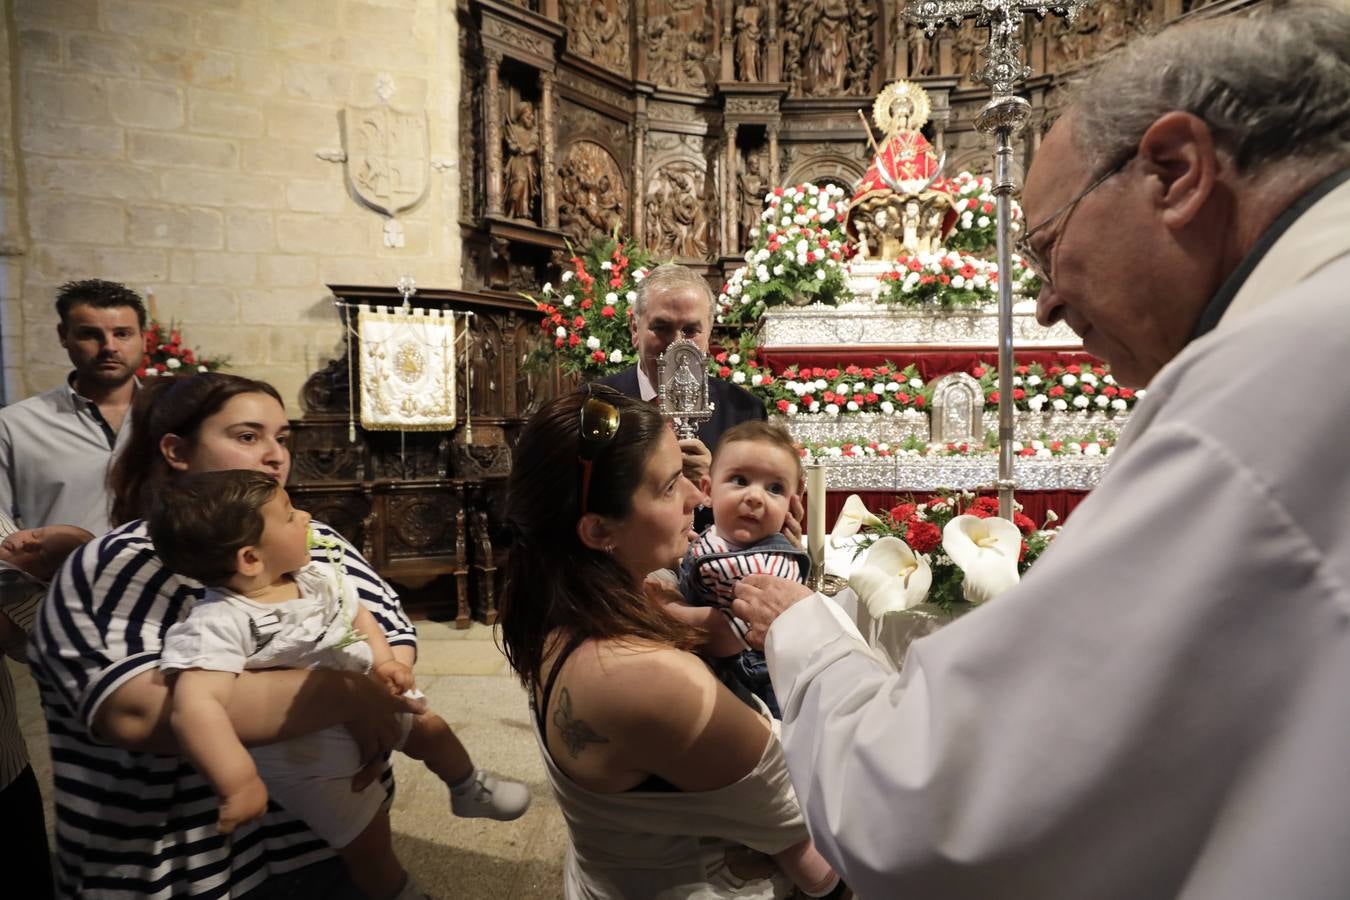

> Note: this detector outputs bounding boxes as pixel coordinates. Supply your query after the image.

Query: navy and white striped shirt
[29,518,417,898]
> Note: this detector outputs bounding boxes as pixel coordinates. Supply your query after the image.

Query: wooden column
[540,70,558,228]
[632,109,649,240]
[767,122,780,187]
[484,49,504,218]
[723,123,738,254]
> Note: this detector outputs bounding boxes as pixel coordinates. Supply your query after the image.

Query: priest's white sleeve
[762,419,1350,899]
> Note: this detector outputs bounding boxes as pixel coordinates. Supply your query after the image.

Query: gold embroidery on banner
[357,308,457,432]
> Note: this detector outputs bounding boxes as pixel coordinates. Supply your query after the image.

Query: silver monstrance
[657,339,713,440]
[904,0,1093,520]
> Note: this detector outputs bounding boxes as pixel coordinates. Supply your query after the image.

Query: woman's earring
[604,544,615,553]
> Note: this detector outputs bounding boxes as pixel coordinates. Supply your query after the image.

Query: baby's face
[0,525,95,581]
[254,489,313,576]
[709,440,799,546]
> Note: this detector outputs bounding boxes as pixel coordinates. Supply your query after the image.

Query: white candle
[806,462,826,573]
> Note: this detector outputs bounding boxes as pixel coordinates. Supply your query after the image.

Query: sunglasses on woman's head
[577,383,622,517]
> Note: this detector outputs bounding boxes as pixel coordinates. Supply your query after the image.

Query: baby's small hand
[374,659,416,696]
[218,776,269,834]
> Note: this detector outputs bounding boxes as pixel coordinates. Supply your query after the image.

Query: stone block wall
[0,0,463,411]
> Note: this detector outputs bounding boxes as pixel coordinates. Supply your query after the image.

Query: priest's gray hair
[1068,0,1350,176]
[633,263,716,323]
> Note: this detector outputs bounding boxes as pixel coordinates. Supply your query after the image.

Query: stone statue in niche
[558,140,626,245]
[646,163,709,259]
[737,149,768,250]
[734,3,763,82]
[502,99,539,221]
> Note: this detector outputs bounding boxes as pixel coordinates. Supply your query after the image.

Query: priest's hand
[731,574,815,650]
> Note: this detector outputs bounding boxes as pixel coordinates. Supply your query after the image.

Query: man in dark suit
[599,263,798,536]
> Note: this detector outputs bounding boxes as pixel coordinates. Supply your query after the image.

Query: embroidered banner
[357,306,456,431]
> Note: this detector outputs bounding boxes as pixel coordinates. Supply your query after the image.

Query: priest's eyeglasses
[1016,156,1131,292]
[577,382,622,517]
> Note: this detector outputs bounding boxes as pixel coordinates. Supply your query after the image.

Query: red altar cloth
[761,349,1099,381]
[820,489,1088,529]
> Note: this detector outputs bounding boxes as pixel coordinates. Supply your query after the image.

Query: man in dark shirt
[599,264,784,532]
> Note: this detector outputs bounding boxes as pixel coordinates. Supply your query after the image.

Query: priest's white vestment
[766,174,1350,899]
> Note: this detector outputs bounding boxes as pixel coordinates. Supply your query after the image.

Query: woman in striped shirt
[30,373,422,899]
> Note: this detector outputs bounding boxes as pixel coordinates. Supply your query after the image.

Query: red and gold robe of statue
[853,129,953,202]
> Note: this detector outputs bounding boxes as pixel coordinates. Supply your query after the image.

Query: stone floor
[13,621,569,899]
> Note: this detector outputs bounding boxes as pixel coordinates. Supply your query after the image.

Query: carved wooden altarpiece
[456,0,1201,293]
[289,0,1242,626]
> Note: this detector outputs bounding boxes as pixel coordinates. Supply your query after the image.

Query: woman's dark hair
[498,388,700,691]
[108,373,285,526]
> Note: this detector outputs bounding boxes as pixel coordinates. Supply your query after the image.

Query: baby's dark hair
[147,470,280,586]
[714,420,803,488]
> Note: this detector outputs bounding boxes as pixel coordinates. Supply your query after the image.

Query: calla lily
[831,494,884,548]
[942,514,1022,604]
[848,537,932,616]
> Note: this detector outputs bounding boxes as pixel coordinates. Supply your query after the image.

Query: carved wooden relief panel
[647,0,717,93]
[645,157,712,260]
[558,139,628,246]
[782,0,878,96]
[383,489,458,559]
[561,0,630,74]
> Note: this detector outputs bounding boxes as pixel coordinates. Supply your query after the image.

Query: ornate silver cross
[904,1,1093,97]
[902,0,1093,520]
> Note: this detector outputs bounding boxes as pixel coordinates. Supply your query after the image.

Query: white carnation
[586,336,601,350]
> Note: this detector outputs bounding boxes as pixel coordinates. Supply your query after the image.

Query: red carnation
[601,305,616,318]
[1014,512,1036,535]
[972,365,987,378]
[889,502,916,523]
[776,399,790,412]
[905,521,942,554]
[573,315,586,328]
[1049,385,1066,397]
[719,366,732,378]
[969,496,1000,519]
[580,298,593,309]
[568,334,581,347]
[591,350,606,362]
